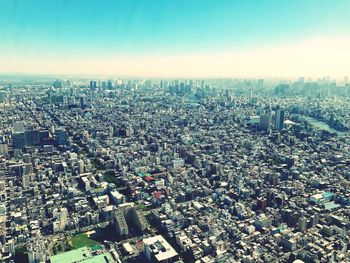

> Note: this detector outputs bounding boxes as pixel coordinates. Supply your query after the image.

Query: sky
[0,0,350,78]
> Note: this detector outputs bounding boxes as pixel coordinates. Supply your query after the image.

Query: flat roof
[143,235,178,261]
[83,253,114,263]
[50,247,114,263]
[50,247,89,263]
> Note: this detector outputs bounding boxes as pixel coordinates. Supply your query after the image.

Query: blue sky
[1,0,350,77]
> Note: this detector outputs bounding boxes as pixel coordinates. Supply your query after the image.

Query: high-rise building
[260,113,272,131]
[89,80,97,89]
[24,130,40,146]
[113,209,129,236]
[53,208,68,233]
[78,159,85,174]
[80,96,86,108]
[130,208,149,232]
[56,128,69,146]
[107,80,113,89]
[58,208,68,231]
[108,126,114,137]
[13,132,26,149]
[22,174,30,188]
[53,79,62,88]
[298,217,307,232]
[275,107,285,131]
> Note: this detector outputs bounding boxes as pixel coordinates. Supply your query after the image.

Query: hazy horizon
[1,0,350,78]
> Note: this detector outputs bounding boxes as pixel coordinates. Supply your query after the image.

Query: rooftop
[49,246,114,263]
[143,235,178,262]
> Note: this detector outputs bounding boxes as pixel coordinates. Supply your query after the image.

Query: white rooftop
[143,235,178,261]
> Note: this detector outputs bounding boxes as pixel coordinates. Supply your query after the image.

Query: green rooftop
[50,246,114,263]
[91,245,103,251]
[137,172,145,177]
[50,247,89,263]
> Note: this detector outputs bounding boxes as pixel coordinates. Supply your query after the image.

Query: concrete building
[143,235,179,263]
[114,208,129,236]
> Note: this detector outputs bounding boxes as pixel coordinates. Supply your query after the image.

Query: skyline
[1,0,350,77]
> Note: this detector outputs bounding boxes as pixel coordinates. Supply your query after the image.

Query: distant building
[56,128,69,146]
[89,80,97,89]
[107,80,113,89]
[80,96,86,108]
[275,84,289,96]
[275,107,285,131]
[12,132,26,149]
[25,130,40,146]
[260,113,272,131]
[53,79,62,88]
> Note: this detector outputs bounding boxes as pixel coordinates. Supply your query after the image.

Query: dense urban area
[0,77,349,263]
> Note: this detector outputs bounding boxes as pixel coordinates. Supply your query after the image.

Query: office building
[260,113,272,131]
[275,107,285,131]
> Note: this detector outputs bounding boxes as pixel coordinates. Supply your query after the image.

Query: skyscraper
[89,80,97,89]
[56,128,69,146]
[260,112,272,131]
[275,107,285,131]
[52,208,68,233]
[107,80,113,89]
[80,96,86,108]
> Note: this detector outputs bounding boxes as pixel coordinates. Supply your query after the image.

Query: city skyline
[1,0,350,77]
[1,2,350,261]
[1,77,349,263]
